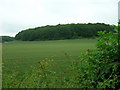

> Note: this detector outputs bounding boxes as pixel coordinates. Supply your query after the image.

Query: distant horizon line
[0,22,117,37]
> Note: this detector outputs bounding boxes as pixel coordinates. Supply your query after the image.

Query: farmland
[2,39,96,75]
[2,31,119,88]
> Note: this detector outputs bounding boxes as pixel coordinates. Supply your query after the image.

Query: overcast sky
[0,0,119,36]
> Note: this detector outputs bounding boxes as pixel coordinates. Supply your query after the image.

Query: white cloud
[0,0,119,36]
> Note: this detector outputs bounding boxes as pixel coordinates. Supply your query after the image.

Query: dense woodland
[15,23,115,41]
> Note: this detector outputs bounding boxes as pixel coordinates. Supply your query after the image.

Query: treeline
[0,36,15,43]
[15,23,115,41]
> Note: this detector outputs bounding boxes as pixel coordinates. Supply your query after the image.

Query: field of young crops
[2,39,96,75]
[2,31,119,88]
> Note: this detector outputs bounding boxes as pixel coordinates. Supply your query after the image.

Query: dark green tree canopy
[15,23,115,41]
[0,36,15,43]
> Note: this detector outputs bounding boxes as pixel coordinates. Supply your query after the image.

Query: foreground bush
[69,31,119,88]
[3,31,120,88]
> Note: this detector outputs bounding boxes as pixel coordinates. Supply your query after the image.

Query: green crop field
[2,31,119,88]
[3,39,96,75]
